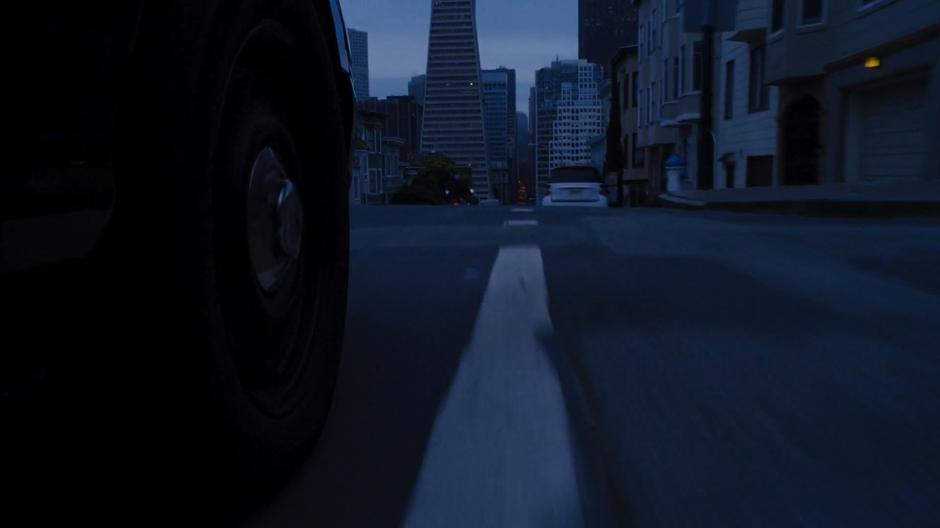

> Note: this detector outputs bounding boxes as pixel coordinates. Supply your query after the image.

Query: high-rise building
[408,74,427,106]
[348,28,370,100]
[515,112,529,166]
[420,0,491,198]
[534,59,604,202]
[516,112,532,200]
[578,0,638,71]
[482,68,516,203]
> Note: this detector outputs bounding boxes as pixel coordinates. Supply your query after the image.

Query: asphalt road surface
[248,205,940,527]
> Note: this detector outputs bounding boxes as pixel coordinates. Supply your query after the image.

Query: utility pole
[697,0,715,190]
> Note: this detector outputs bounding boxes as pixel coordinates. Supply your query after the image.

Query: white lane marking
[404,246,583,528]
[511,208,535,213]
[504,219,538,227]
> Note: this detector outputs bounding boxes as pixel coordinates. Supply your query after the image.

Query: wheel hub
[246,147,303,295]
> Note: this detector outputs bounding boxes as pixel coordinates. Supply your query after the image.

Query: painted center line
[511,208,535,213]
[504,219,538,227]
[404,246,583,528]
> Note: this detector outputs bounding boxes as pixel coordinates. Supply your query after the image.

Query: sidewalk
[657,181,940,216]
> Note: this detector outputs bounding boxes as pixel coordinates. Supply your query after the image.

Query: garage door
[859,78,928,182]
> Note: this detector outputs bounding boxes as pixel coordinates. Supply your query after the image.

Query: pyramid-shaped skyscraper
[420,0,491,198]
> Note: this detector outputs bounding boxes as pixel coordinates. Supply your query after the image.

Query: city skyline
[342,0,578,115]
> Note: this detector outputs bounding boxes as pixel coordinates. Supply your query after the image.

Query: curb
[656,193,940,218]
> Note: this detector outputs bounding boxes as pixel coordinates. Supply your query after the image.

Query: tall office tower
[482,67,516,203]
[408,74,427,106]
[515,112,529,164]
[578,0,638,71]
[420,0,490,197]
[534,59,604,202]
[348,28,370,99]
[529,86,536,144]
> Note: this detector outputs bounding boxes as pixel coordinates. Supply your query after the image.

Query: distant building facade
[482,68,517,203]
[634,0,706,193]
[408,74,427,106]
[420,0,491,198]
[348,28,370,100]
[611,45,645,185]
[534,59,604,202]
[632,0,780,193]
[360,95,424,165]
[579,0,639,72]
[350,109,405,205]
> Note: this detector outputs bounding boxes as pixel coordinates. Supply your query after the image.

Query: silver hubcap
[246,147,304,294]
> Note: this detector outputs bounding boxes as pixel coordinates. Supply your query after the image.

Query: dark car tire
[85,0,349,508]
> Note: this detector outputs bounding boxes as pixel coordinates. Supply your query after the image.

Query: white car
[542,166,609,207]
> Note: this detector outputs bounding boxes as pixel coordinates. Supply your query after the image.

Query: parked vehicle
[542,166,608,207]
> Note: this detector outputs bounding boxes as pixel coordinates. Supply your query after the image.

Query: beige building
[715,1,781,189]
[632,0,940,193]
[633,0,710,193]
[765,0,940,185]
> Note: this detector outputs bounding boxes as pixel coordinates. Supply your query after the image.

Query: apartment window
[650,82,656,122]
[693,41,703,91]
[638,88,644,126]
[663,59,669,102]
[650,9,657,51]
[632,74,638,108]
[800,0,824,25]
[748,46,769,112]
[633,134,645,168]
[368,169,380,194]
[639,24,646,60]
[771,0,784,33]
[724,60,735,120]
[672,57,679,101]
[680,45,686,93]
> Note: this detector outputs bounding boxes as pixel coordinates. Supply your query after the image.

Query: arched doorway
[784,96,821,185]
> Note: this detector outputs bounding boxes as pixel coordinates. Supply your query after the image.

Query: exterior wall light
[864,56,881,69]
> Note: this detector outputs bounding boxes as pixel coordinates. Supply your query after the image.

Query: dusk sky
[342,0,579,116]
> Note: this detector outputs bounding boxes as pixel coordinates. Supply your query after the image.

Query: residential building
[579,0,640,72]
[382,136,405,199]
[482,67,517,203]
[349,109,405,205]
[713,2,780,188]
[408,74,427,106]
[763,0,940,186]
[534,59,605,202]
[420,0,491,198]
[361,95,424,164]
[634,0,940,193]
[611,46,643,182]
[634,0,702,194]
[348,28,370,100]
